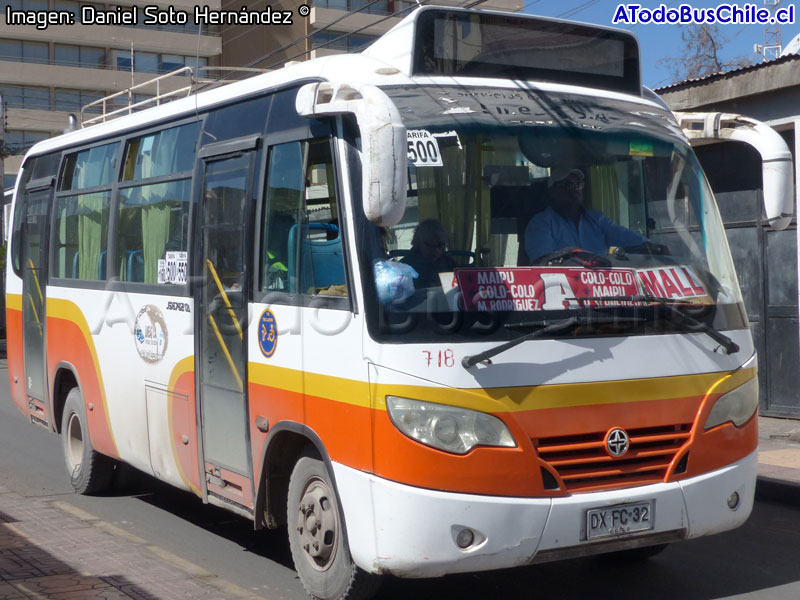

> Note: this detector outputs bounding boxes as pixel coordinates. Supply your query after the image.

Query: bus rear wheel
[61,387,115,495]
[287,456,382,600]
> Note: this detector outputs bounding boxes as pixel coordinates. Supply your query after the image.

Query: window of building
[54,44,105,68]
[0,39,49,64]
[312,30,377,52]
[0,84,49,109]
[160,54,184,73]
[312,0,409,14]
[55,89,105,113]
[5,130,50,154]
[1,0,49,10]
[115,49,207,74]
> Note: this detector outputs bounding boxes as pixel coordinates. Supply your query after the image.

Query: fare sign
[455,267,640,312]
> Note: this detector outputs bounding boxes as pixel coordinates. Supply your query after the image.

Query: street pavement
[1,362,799,600]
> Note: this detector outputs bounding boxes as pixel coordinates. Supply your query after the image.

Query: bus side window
[261,142,304,293]
[301,139,347,298]
[260,139,348,300]
[116,122,198,284]
[53,192,111,280]
[53,142,117,281]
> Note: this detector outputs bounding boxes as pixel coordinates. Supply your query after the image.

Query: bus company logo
[258,309,278,358]
[134,305,169,363]
[605,428,630,458]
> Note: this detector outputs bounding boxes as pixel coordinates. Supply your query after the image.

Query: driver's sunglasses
[556,179,584,191]
[424,240,446,249]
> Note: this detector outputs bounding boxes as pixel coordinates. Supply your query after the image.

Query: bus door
[21,176,54,425]
[195,136,259,509]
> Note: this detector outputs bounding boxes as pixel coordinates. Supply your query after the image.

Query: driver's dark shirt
[525,207,646,262]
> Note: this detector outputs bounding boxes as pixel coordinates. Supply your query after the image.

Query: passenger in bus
[401,219,456,288]
[524,167,647,263]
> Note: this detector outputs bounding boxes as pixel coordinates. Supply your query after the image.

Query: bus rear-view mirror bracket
[675,111,794,231]
[296,81,408,227]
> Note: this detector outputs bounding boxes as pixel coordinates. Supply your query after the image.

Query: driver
[524,167,648,263]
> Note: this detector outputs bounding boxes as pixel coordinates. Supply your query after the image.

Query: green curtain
[589,165,620,223]
[77,194,105,280]
[142,201,170,283]
[416,142,475,259]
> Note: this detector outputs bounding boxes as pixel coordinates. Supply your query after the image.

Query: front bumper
[333,450,756,577]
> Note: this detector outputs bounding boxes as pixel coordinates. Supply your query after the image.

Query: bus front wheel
[61,387,115,495]
[287,456,382,600]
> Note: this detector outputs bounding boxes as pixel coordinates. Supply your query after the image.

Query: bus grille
[534,424,692,493]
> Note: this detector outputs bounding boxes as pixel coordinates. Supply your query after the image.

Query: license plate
[585,501,654,540]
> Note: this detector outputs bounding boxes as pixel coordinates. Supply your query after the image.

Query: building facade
[0,0,222,187]
[658,55,800,418]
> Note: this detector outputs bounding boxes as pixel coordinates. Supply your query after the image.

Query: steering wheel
[533,247,612,268]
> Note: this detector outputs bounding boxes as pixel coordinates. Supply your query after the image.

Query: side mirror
[296,82,407,227]
[675,111,793,231]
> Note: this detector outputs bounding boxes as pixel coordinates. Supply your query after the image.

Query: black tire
[287,456,382,600]
[61,387,115,495]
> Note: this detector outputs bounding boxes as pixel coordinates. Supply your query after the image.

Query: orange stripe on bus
[5,299,26,415]
[168,356,201,496]
[248,361,756,496]
[45,298,119,459]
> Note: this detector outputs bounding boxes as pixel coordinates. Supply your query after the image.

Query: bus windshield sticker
[455,267,640,312]
[454,265,711,311]
[636,265,709,300]
[158,251,188,285]
[407,130,443,167]
[629,140,654,157]
[134,305,168,363]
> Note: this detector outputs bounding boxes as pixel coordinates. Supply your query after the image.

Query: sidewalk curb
[40,497,262,599]
[755,475,800,506]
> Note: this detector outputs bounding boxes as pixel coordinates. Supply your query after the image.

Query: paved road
[1,362,799,599]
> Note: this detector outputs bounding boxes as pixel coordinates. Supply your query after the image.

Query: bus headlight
[704,376,759,430]
[386,396,516,454]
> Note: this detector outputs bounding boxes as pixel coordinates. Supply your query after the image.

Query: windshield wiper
[578,294,739,354]
[462,317,579,369]
[462,314,643,369]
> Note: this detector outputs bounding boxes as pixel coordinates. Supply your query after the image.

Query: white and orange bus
[6,6,792,600]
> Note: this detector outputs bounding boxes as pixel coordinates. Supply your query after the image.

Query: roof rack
[80,66,268,127]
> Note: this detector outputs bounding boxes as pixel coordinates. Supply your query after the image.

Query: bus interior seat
[126,250,144,282]
[71,250,107,279]
[287,222,344,293]
[489,180,548,265]
[98,251,106,279]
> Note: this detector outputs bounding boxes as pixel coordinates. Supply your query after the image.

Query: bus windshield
[361,85,746,342]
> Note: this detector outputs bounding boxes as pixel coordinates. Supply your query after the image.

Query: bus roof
[21,6,654,163]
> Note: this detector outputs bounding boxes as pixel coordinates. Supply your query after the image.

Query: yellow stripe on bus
[249,362,756,413]
[7,293,22,311]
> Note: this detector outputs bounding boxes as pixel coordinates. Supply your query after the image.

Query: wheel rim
[295,476,338,571]
[65,412,84,476]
